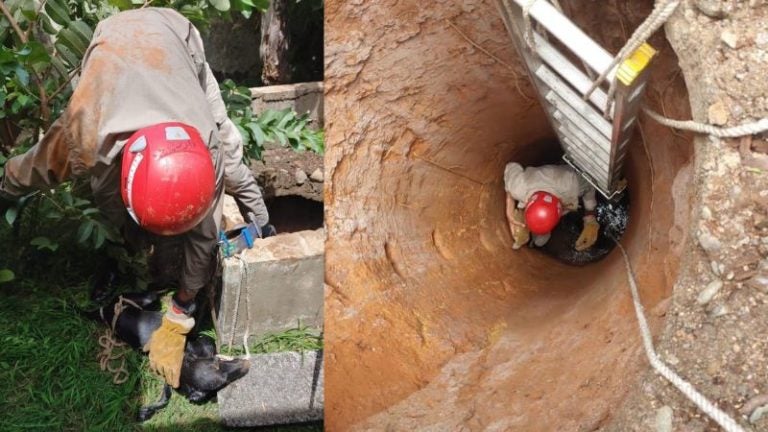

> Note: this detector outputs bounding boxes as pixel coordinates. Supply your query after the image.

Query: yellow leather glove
[143,306,194,388]
[511,207,530,249]
[575,215,600,251]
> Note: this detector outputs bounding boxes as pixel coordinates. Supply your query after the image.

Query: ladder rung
[510,0,615,79]
[560,142,610,185]
[537,65,612,138]
[628,82,648,102]
[621,116,637,133]
[531,31,611,114]
[551,110,611,158]
[561,145,610,187]
[562,154,612,195]
[613,152,628,167]
[554,121,610,165]
[560,132,609,174]
[560,137,610,183]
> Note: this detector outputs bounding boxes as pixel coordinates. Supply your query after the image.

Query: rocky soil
[251,143,324,202]
[609,2,768,431]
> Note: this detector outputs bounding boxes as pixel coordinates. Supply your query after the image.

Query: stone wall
[218,226,324,344]
[251,82,324,126]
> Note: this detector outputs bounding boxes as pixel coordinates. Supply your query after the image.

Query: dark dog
[87,291,250,421]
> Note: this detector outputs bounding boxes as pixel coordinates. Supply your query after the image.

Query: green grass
[0,225,322,432]
[215,323,323,357]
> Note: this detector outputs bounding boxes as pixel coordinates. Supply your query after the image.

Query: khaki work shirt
[1,8,268,293]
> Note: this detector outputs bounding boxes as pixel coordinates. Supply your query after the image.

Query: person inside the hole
[504,162,599,251]
[0,8,273,390]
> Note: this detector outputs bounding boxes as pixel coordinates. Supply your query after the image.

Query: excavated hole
[265,196,324,233]
[326,0,696,430]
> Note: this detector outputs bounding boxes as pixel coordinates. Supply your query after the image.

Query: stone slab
[250,82,324,125]
[222,194,246,231]
[218,350,324,427]
[219,228,324,344]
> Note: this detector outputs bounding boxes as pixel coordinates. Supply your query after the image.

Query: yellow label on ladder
[616,43,656,86]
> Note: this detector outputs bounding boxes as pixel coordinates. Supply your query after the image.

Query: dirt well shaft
[325,1,693,430]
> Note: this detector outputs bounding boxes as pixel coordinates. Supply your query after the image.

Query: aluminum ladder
[496,0,655,199]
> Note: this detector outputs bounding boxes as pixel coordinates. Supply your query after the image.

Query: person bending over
[0,8,271,389]
[504,162,600,251]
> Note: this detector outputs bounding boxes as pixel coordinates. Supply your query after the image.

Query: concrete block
[222,194,245,231]
[250,82,324,126]
[219,228,324,344]
[218,350,324,426]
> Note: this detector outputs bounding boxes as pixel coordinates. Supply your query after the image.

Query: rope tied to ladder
[522,0,539,51]
[584,0,681,102]
[97,295,142,385]
[517,0,768,138]
[593,0,768,137]
[612,238,747,432]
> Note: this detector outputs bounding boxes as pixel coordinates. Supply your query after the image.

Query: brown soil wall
[325,1,695,430]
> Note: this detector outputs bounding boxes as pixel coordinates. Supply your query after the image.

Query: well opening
[265,196,324,233]
[326,0,696,430]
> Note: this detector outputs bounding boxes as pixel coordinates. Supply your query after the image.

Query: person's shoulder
[538,163,576,174]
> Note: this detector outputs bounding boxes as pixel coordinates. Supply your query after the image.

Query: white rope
[613,239,747,432]
[240,251,252,360]
[643,107,768,138]
[588,0,768,137]
[227,254,244,352]
[226,252,252,359]
[585,0,680,102]
[522,0,539,50]
[514,0,767,138]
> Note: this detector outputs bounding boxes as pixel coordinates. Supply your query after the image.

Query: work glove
[575,215,600,251]
[510,208,530,250]
[143,300,195,388]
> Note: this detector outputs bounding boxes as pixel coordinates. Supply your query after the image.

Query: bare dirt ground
[251,144,324,202]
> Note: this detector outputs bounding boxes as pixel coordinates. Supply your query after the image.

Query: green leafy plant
[0,268,13,283]
[106,0,270,27]
[7,182,120,254]
[0,0,92,148]
[220,78,324,163]
[0,0,270,149]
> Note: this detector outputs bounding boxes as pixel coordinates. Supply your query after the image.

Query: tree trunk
[260,0,292,85]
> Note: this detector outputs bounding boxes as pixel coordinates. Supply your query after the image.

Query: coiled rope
[97,296,142,385]
[613,238,746,432]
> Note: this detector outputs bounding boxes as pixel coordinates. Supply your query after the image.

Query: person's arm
[506,193,517,234]
[1,116,71,198]
[575,185,600,251]
[506,192,529,249]
[143,210,218,388]
[582,186,597,214]
[200,63,270,227]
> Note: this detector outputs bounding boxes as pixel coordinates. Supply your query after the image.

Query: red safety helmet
[120,122,215,236]
[524,191,563,235]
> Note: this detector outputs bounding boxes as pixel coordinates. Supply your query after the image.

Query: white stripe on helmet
[125,152,144,225]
